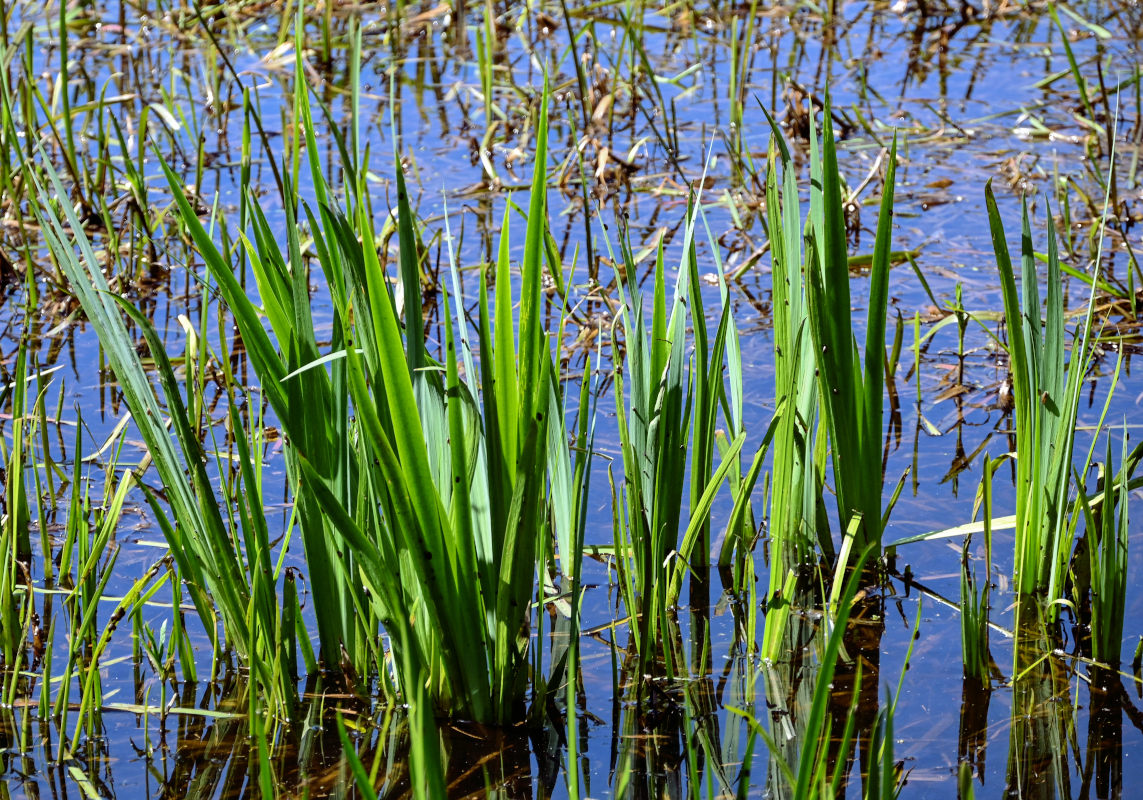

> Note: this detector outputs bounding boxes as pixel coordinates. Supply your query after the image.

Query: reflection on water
[1007,607,1074,800]
[763,578,821,800]
[1084,665,1123,800]
[959,675,992,791]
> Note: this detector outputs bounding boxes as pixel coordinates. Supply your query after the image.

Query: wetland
[1,0,1143,798]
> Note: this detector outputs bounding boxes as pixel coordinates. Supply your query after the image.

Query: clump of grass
[29,45,586,793]
[759,115,828,662]
[802,103,900,569]
[757,100,898,661]
[960,453,996,685]
[163,60,564,737]
[984,187,1100,610]
[1077,429,1131,666]
[27,143,303,720]
[606,196,745,666]
[960,536,989,681]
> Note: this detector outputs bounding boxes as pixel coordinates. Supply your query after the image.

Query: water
[1,0,1142,797]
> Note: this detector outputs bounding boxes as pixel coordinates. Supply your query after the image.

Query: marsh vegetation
[1,0,1142,797]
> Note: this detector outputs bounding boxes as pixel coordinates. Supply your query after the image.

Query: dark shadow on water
[1006,605,1074,800]
[827,593,887,799]
[1082,665,1123,800]
[958,674,992,791]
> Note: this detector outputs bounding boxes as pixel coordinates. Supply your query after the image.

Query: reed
[162,64,568,732]
[552,346,601,800]
[984,188,1100,610]
[0,333,32,697]
[760,118,828,661]
[959,551,991,685]
[28,147,303,718]
[960,456,995,684]
[3,1,1141,797]
[1077,429,1130,666]
[802,105,900,567]
[606,196,744,665]
[758,103,898,662]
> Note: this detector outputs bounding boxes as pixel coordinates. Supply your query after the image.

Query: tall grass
[803,106,900,567]
[760,118,827,661]
[0,333,32,696]
[3,1,1142,797]
[606,196,745,666]
[987,175,1124,782]
[1077,429,1131,666]
[984,188,1099,609]
[29,42,579,794]
[166,64,563,733]
[960,456,995,684]
[29,151,303,715]
[757,103,898,664]
[0,291,155,746]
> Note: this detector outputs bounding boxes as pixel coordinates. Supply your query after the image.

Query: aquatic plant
[28,150,304,719]
[1,0,1141,796]
[760,117,827,661]
[984,188,1100,609]
[0,332,32,698]
[802,104,900,569]
[164,63,569,735]
[960,456,995,684]
[1077,430,1131,666]
[606,195,745,666]
[757,101,899,664]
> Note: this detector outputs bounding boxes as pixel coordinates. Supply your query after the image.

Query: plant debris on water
[1,0,1143,798]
